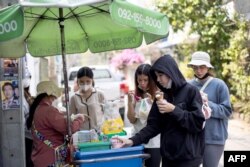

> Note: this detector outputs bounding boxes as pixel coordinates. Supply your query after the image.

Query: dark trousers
[144,148,161,167]
[25,138,34,167]
[162,157,202,167]
[202,144,224,167]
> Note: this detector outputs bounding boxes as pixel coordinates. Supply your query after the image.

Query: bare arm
[127,92,137,124]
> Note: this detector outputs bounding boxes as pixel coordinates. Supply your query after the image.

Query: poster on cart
[1,80,20,110]
[3,58,19,77]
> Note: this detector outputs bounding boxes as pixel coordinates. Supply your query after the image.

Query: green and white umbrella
[0,0,169,136]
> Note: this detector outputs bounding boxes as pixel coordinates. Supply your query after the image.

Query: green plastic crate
[78,142,111,152]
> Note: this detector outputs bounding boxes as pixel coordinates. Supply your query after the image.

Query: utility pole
[0,58,25,167]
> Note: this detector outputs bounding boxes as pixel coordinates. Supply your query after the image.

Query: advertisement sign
[3,58,18,77]
[1,80,20,110]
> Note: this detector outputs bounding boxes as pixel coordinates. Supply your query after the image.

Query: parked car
[67,65,129,119]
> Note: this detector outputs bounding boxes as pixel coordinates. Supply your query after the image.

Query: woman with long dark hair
[127,64,161,167]
[116,55,205,167]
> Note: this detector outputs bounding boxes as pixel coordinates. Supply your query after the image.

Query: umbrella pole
[59,8,72,137]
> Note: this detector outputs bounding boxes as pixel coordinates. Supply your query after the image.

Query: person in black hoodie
[114,55,205,167]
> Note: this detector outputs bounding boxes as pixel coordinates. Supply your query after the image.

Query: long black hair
[26,93,47,129]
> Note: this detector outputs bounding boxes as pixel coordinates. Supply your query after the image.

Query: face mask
[52,98,59,108]
[164,79,172,89]
[138,85,149,92]
[23,78,31,88]
[138,85,143,90]
[79,84,92,91]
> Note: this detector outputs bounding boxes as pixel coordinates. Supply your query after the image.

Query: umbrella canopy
[0,0,169,136]
[0,0,169,58]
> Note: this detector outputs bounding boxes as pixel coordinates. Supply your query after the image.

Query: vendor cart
[73,146,149,167]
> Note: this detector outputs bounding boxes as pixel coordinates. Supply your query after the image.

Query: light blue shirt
[189,77,232,145]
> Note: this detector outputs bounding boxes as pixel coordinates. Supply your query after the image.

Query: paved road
[219,118,250,166]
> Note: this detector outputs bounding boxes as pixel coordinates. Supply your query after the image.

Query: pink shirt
[31,99,83,167]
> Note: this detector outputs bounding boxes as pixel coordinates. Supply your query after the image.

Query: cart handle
[72,153,150,164]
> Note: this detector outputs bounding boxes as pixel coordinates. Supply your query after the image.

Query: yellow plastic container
[101,117,124,134]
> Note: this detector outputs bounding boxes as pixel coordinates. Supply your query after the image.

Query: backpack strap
[200,77,213,92]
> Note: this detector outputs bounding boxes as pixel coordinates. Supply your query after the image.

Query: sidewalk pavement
[219,117,250,166]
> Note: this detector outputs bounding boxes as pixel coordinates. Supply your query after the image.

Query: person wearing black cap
[113,55,205,167]
[69,66,106,131]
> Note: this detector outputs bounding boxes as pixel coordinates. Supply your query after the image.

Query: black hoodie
[130,55,205,165]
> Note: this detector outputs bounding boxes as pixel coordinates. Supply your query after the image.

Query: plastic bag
[135,98,152,124]
[202,103,212,120]
[101,101,124,134]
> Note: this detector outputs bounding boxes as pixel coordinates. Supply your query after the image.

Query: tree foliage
[157,0,250,114]
[221,20,250,107]
[157,0,237,78]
